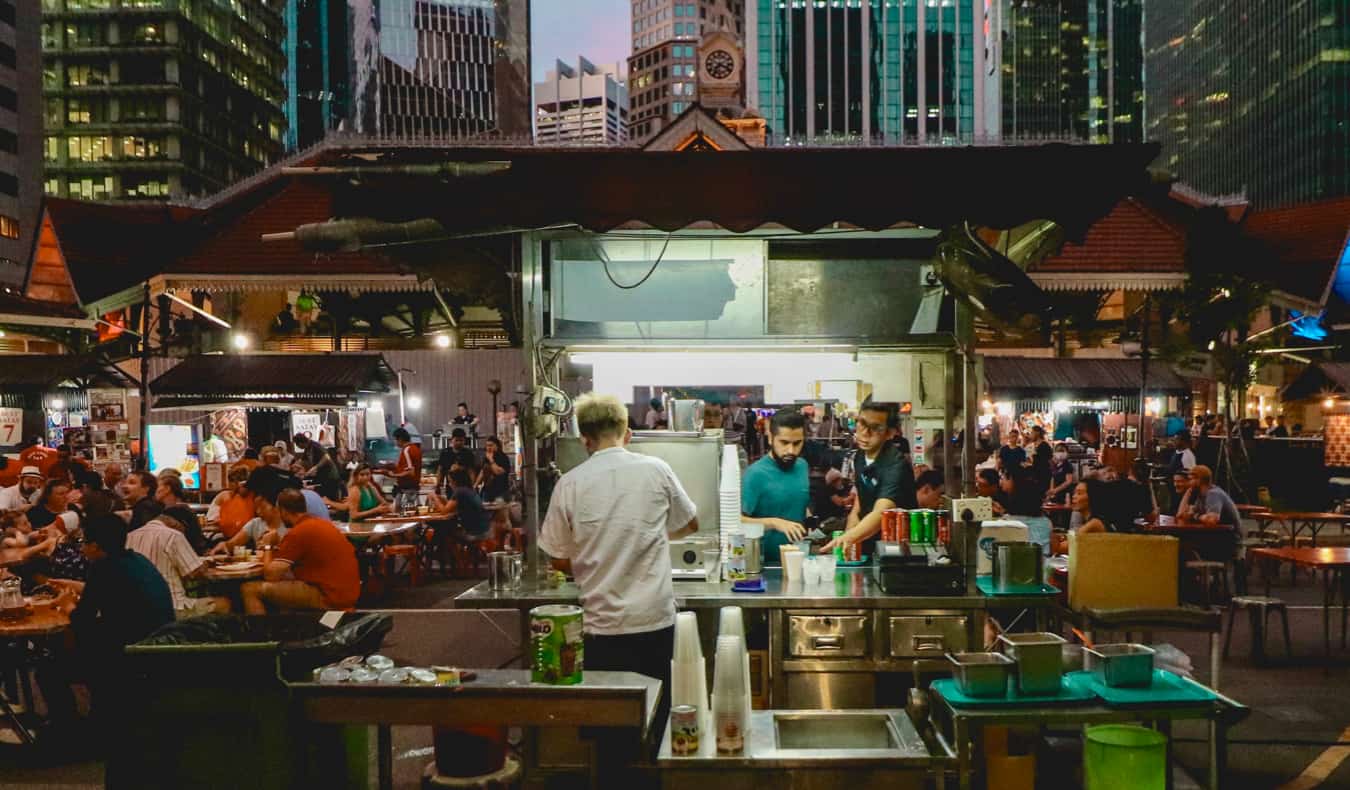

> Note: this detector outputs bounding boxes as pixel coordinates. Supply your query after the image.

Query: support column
[138,283,151,469]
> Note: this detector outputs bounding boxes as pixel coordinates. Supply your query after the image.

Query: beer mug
[488,551,523,591]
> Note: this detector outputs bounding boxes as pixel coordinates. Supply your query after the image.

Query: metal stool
[1223,595,1292,664]
[1185,558,1230,607]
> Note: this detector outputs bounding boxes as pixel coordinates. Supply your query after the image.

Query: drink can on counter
[880,510,895,542]
[530,604,584,685]
[921,509,937,544]
[909,510,923,544]
[936,510,951,546]
[670,705,700,755]
[832,530,861,563]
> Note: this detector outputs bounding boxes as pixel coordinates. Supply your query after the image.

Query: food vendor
[822,400,917,555]
[740,409,810,564]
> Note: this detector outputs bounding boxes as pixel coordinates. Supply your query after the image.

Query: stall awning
[0,353,138,390]
[150,353,394,410]
[1281,362,1350,402]
[984,357,1190,399]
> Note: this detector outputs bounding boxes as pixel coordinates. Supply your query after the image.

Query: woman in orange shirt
[207,466,255,538]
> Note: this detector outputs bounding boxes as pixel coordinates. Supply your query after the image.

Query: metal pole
[521,234,543,580]
[1138,294,1151,455]
[396,370,405,425]
[944,349,957,496]
[138,283,150,469]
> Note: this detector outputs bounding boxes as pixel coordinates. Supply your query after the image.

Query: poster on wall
[211,408,248,460]
[0,407,22,447]
[291,412,322,443]
[88,389,126,422]
[147,424,200,489]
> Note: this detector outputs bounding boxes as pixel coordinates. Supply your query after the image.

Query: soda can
[921,509,937,544]
[880,509,897,542]
[936,510,951,546]
[671,704,700,755]
[909,510,923,544]
[530,604,585,685]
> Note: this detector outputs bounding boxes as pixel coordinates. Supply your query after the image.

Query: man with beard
[822,400,917,556]
[741,410,811,565]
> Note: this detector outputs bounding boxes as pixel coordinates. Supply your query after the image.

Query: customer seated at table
[346,464,392,520]
[996,467,1043,517]
[211,489,290,555]
[245,464,330,520]
[1,509,57,560]
[915,468,945,509]
[40,514,175,732]
[476,435,513,503]
[154,474,207,554]
[126,516,230,620]
[1052,481,1109,554]
[123,471,164,530]
[1172,470,1192,517]
[975,468,1006,515]
[1176,465,1240,529]
[206,466,255,538]
[28,478,80,532]
[241,488,360,613]
[0,465,43,511]
[429,468,490,538]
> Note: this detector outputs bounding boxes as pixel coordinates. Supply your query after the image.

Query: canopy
[1281,362,1350,402]
[317,143,1162,238]
[984,357,1190,399]
[0,354,137,390]
[150,353,395,410]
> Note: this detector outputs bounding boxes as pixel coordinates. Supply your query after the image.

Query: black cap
[245,465,304,505]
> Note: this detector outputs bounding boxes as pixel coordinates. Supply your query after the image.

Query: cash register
[872,541,965,596]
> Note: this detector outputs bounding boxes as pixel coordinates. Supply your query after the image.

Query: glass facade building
[1145,0,1350,208]
[41,0,287,200]
[998,0,1143,144]
[350,0,530,139]
[747,0,984,143]
[284,0,349,151]
[0,0,40,280]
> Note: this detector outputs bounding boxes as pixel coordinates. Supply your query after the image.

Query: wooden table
[1252,511,1350,548]
[1252,546,1350,663]
[1235,504,1271,516]
[0,604,69,745]
[1140,514,1236,534]
[202,561,264,582]
[335,520,423,543]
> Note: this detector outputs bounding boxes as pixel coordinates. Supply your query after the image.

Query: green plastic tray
[975,577,1060,597]
[932,676,1098,708]
[1064,670,1218,706]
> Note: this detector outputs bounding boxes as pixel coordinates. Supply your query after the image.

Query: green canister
[530,604,585,685]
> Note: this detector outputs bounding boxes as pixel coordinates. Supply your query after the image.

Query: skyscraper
[349,0,531,140]
[1145,0,1350,208]
[747,0,987,143]
[628,0,743,144]
[40,0,287,201]
[535,57,627,145]
[0,0,39,280]
[284,0,350,151]
[996,0,1143,144]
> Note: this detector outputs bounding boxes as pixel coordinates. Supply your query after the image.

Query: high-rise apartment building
[535,57,627,145]
[628,0,743,144]
[747,0,987,143]
[996,0,1142,144]
[1,0,40,279]
[284,0,350,151]
[40,0,287,201]
[1145,0,1350,209]
[350,0,530,140]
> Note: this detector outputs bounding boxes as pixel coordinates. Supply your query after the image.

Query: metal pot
[992,541,1044,590]
[669,399,706,432]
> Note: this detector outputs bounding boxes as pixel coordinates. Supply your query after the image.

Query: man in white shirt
[540,392,698,727]
[0,466,43,511]
[201,426,229,464]
[126,517,231,619]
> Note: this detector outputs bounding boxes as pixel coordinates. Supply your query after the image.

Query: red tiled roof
[1243,197,1350,306]
[1032,196,1188,273]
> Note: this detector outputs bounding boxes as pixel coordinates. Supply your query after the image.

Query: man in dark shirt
[997,430,1026,472]
[123,471,164,530]
[432,468,489,536]
[28,479,75,530]
[292,434,325,472]
[822,400,916,555]
[155,474,207,554]
[476,435,513,502]
[451,402,479,441]
[436,429,477,493]
[41,515,174,730]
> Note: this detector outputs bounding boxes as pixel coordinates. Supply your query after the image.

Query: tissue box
[976,521,1029,576]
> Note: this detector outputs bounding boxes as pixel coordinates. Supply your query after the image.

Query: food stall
[0,353,138,472]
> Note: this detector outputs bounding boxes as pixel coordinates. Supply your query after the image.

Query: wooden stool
[382,543,422,587]
[1185,558,1230,607]
[1223,595,1292,664]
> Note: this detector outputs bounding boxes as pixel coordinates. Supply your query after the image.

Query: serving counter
[457,567,1057,709]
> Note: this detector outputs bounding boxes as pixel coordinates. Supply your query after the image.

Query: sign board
[0,408,21,445]
[291,412,322,442]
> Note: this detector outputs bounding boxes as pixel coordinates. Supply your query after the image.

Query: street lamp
[231,332,250,350]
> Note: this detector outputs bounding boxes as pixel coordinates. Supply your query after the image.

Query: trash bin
[110,613,392,790]
[1084,724,1167,790]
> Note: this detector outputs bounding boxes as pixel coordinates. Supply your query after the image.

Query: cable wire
[588,233,674,290]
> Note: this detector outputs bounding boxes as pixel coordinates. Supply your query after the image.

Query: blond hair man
[539,393,698,725]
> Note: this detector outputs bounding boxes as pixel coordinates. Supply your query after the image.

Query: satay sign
[0,408,20,445]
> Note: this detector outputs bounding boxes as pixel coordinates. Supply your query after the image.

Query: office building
[1145,0,1350,208]
[628,0,744,144]
[535,57,627,145]
[1,0,39,279]
[996,0,1143,144]
[284,0,350,151]
[350,0,531,140]
[747,0,987,143]
[40,0,287,201]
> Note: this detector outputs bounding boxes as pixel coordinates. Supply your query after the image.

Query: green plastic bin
[1084,724,1167,790]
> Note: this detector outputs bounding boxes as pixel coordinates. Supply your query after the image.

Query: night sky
[531,0,632,82]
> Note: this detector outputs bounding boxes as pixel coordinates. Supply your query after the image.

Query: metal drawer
[788,612,870,658]
[888,614,969,658]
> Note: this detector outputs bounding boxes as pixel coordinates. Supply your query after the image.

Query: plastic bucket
[1084,725,1167,790]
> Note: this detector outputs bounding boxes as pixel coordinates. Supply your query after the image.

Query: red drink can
[844,539,861,563]
[881,509,897,542]
[936,510,951,546]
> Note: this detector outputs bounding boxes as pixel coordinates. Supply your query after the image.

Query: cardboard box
[1068,532,1179,611]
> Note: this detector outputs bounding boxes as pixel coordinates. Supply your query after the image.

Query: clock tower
[697,30,744,115]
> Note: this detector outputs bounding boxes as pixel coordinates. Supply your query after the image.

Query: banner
[291,412,322,442]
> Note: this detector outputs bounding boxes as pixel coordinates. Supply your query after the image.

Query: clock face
[705,49,735,80]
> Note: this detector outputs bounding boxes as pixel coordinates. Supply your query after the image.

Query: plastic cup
[718,606,745,641]
[674,611,703,663]
[741,522,764,539]
[784,550,805,580]
[817,554,837,577]
[794,540,812,556]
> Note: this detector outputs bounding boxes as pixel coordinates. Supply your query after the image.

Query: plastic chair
[1223,595,1292,664]
[382,544,422,587]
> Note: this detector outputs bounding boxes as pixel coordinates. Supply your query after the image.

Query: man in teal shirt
[742,410,810,565]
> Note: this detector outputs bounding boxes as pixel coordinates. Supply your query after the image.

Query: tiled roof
[1243,197,1350,306]
[43,199,202,304]
[1032,196,1188,273]
[984,356,1190,396]
[0,287,87,319]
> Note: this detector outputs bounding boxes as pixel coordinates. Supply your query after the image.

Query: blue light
[1330,230,1350,303]
[1290,310,1329,341]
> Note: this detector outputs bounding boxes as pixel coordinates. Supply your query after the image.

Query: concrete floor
[4,565,1350,789]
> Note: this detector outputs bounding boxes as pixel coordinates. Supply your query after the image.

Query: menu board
[147,424,201,489]
[87,389,132,469]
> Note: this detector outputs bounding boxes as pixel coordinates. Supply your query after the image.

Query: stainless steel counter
[455,567,1055,611]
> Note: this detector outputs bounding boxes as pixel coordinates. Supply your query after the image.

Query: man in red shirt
[240,488,360,613]
[389,427,421,506]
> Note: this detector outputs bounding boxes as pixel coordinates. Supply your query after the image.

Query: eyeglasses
[855,418,886,436]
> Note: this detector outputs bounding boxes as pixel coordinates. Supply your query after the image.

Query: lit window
[0,215,18,239]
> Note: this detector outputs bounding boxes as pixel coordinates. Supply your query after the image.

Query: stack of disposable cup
[670,611,708,727]
[712,634,748,753]
[718,606,753,735]
[719,445,743,581]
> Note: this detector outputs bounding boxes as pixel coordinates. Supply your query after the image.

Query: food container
[998,632,1067,695]
[945,652,1014,698]
[992,541,1044,589]
[1084,643,1156,688]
